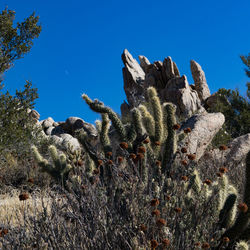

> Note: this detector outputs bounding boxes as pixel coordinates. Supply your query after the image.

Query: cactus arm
[138,104,155,138]
[31,145,72,188]
[147,87,163,145]
[161,103,177,173]
[100,113,112,154]
[217,151,250,247]
[82,94,127,141]
[131,108,144,137]
[218,193,237,229]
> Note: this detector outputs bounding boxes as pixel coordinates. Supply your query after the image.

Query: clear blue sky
[1,0,249,124]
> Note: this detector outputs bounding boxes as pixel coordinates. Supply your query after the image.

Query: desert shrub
[21,86,249,249]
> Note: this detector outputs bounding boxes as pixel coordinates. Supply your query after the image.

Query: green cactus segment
[100,113,112,154]
[219,193,237,229]
[126,124,137,144]
[82,94,127,141]
[161,103,177,173]
[138,104,155,138]
[31,145,72,186]
[186,168,202,197]
[147,87,163,144]
[221,151,250,242]
[95,119,102,134]
[84,153,95,177]
[131,108,144,137]
[162,104,169,141]
[226,185,238,228]
[217,175,229,211]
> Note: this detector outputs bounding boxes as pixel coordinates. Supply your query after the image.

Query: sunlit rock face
[121,49,209,119]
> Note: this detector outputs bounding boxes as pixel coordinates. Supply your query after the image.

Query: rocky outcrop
[35,115,98,152]
[178,112,225,161]
[122,49,146,107]
[225,133,250,165]
[160,75,205,117]
[121,49,208,119]
[190,60,211,102]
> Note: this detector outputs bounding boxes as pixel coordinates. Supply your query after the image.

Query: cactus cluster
[31,145,72,187]
[30,86,250,249]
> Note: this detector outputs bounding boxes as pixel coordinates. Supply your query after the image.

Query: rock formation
[28,49,249,175]
[178,112,225,161]
[121,49,207,119]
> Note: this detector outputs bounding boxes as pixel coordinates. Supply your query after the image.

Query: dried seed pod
[97,159,103,166]
[201,242,210,249]
[107,160,113,165]
[106,151,112,157]
[203,179,212,185]
[181,176,188,181]
[238,203,248,213]
[155,160,161,166]
[19,193,29,201]
[162,239,170,246]
[27,178,34,184]
[181,160,188,166]
[165,195,171,201]
[151,239,159,248]
[181,147,187,153]
[120,142,128,149]
[143,138,150,144]
[219,167,228,173]
[140,224,147,232]
[156,218,166,227]
[117,156,123,164]
[174,207,182,213]
[188,154,196,160]
[151,209,160,217]
[184,127,192,133]
[77,159,84,166]
[93,168,100,175]
[129,153,137,159]
[222,237,230,243]
[219,145,228,151]
[138,146,146,154]
[216,172,223,178]
[150,198,160,206]
[173,124,181,130]
[137,153,144,160]
[194,242,201,247]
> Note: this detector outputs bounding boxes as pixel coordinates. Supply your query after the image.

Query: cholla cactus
[29,85,249,249]
[217,151,250,248]
[81,87,178,172]
[31,145,72,187]
[235,241,249,250]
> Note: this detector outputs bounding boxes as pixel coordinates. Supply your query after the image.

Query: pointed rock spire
[190,60,211,102]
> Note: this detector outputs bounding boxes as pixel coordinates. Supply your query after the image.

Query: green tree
[0,8,41,86]
[0,81,40,154]
[208,54,250,146]
[240,53,250,98]
[0,8,42,156]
